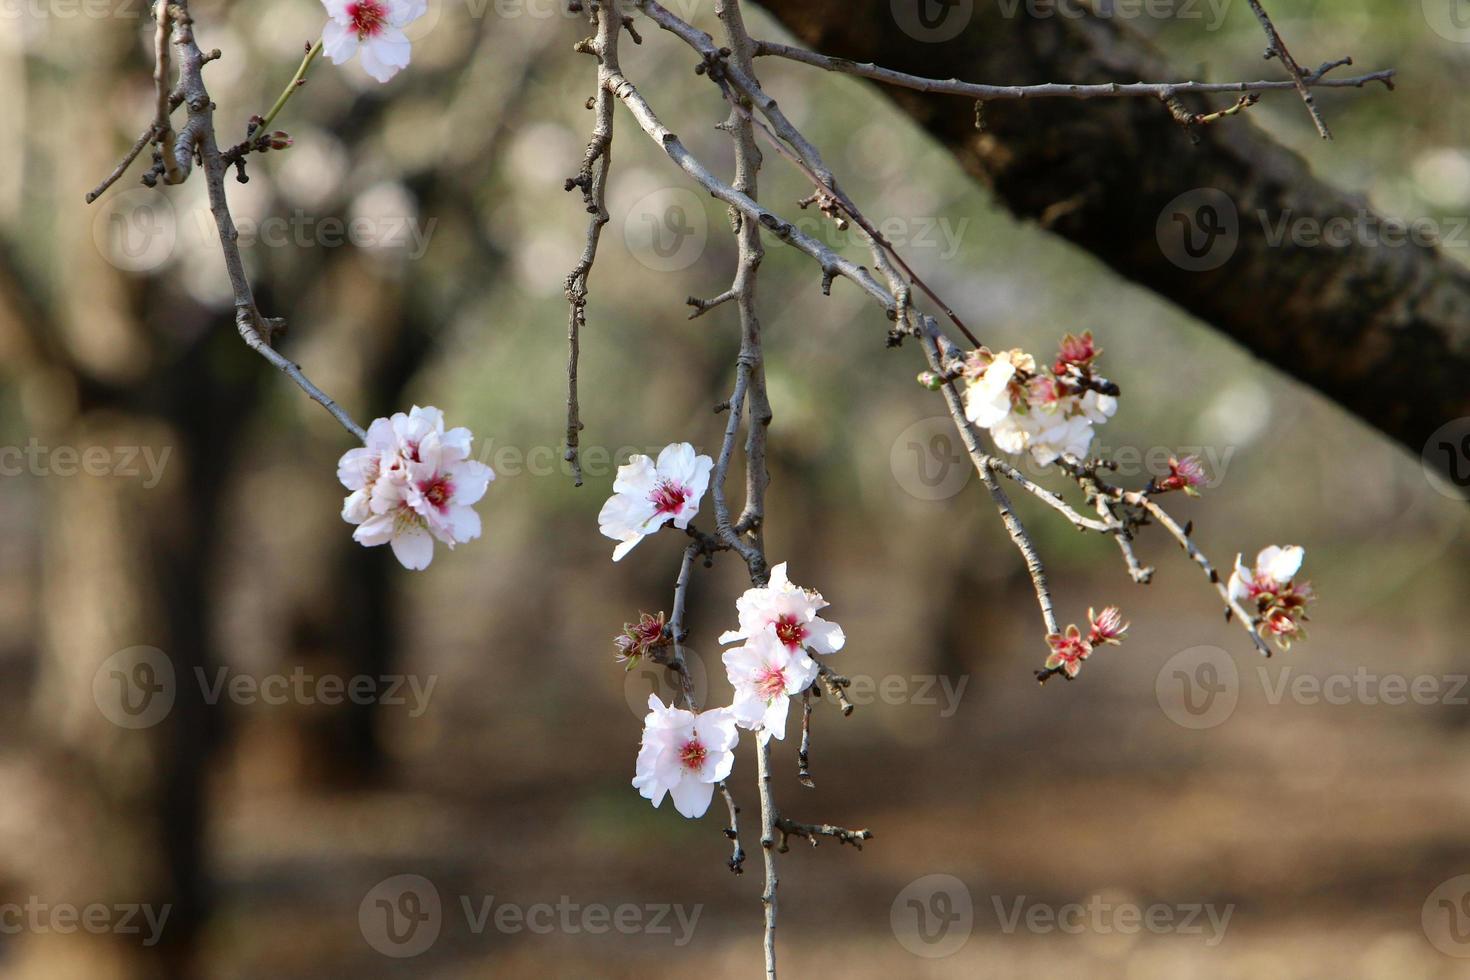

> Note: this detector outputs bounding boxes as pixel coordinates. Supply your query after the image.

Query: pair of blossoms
[596,444,844,820]
[1039,544,1313,677]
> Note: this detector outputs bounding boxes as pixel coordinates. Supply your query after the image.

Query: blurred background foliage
[0,0,1468,976]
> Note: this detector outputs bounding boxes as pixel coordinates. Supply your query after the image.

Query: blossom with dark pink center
[339,406,494,570]
[719,562,844,657]
[632,695,738,819]
[321,0,424,83]
[723,633,819,740]
[598,443,713,562]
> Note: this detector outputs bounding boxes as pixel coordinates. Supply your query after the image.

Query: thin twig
[750,37,1394,105]
[1246,0,1331,139]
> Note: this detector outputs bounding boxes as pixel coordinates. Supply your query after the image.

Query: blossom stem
[259,39,324,134]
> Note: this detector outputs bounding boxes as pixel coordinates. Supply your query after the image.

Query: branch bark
[755,1,1470,479]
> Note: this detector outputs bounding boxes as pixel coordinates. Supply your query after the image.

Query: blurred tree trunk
[757,1,1470,472]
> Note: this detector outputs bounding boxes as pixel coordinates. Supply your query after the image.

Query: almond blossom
[321,0,425,84]
[958,334,1121,467]
[1042,605,1129,680]
[718,562,845,657]
[631,695,738,819]
[1044,625,1092,679]
[723,633,819,741]
[598,443,713,561]
[338,405,494,570]
[1228,546,1314,649]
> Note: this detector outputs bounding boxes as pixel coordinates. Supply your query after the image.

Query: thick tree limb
[755,1,1470,479]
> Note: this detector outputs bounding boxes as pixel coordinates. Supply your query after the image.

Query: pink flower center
[755,664,788,701]
[347,0,387,38]
[678,738,707,773]
[773,614,807,650]
[417,474,454,513]
[649,479,689,515]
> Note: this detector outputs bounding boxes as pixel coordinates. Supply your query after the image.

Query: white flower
[631,695,738,819]
[1026,412,1094,466]
[723,634,819,741]
[1229,545,1305,602]
[990,412,1031,455]
[337,405,494,571]
[963,355,1016,428]
[1078,390,1118,425]
[597,443,712,561]
[719,562,845,656]
[321,0,424,83]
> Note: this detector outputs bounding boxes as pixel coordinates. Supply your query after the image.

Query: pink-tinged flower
[1044,624,1093,679]
[1228,545,1313,650]
[1156,455,1207,495]
[321,0,425,83]
[1087,606,1129,646]
[718,562,845,657]
[1053,331,1098,373]
[631,695,738,819]
[338,405,494,570]
[723,634,819,741]
[598,443,713,562]
[1228,545,1305,601]
[616,612,667,667]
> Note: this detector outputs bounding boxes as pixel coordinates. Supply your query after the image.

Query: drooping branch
[85,0,366,442]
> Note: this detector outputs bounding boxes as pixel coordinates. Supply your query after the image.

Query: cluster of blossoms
[337,406,495,570]
[1043,606,1129,679]
[321,0,425,83]
[958,331,1118,466]
[602,444,845,819]
[1228,545,1313,650]
[627,562,845,819]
